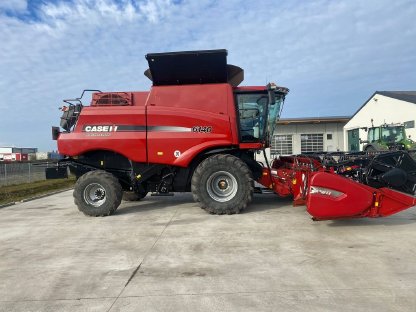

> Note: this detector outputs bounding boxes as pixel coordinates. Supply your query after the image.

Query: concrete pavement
[1,191,416,311]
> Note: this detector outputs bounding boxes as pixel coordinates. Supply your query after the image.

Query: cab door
[347,128,360,151]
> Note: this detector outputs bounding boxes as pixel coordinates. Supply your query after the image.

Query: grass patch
[0,178,75,205]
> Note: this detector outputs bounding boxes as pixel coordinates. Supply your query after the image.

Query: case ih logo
[82,125,207,133]
[83,125,118,132]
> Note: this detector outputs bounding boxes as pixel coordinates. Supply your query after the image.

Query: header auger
[263,150,416,220]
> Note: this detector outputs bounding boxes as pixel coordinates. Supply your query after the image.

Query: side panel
[57,86,239,166]
[307,171,416,220]
[58,105,147,162]
[306,172,374,220]
[146,84,237,166]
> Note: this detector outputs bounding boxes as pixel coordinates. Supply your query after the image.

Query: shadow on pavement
[327,212,416,227]
[115,193,292,216]
[115,193,193,216]
[244,194,293,213]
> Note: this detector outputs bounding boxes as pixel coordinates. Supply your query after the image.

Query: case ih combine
[50,49,416,220]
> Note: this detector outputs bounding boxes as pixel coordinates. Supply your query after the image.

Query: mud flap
[45,167,68,179]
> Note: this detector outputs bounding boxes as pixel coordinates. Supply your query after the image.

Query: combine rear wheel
[74,170,123,216]
[191,154,254,214]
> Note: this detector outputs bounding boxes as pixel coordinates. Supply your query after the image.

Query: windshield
[237,92,283,144]
[267,95,284,144]
[381,126,405,142]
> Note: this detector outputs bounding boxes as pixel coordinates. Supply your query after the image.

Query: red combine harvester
[49,49,416,220]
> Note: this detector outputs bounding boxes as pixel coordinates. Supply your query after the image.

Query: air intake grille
[91,92,132,106]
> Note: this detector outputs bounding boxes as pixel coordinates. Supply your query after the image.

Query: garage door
[272,134,293,156]
[301,133,324,153]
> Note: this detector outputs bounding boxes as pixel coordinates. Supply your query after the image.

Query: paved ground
[1,191,416,312]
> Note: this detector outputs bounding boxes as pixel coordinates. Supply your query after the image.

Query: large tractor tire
[74,170,123,216]
[122,190,148,201]
[191,154,254,215]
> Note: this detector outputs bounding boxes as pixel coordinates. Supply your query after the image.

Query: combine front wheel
[191,154,254,214]
[74,170,123,216]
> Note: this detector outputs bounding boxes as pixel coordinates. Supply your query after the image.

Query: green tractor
[361,122,416,151]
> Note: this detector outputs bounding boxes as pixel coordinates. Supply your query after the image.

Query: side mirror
[360,127,368,132]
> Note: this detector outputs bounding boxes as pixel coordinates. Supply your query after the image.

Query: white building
[270,116,350,156]
[344,91,416,151]
[0,147,38,154]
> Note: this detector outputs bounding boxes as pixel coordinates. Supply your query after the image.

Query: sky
[1,0,415,151]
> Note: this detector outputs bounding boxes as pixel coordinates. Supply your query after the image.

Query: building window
[404,120,415,129]
[271,134,293,156]
[327,134,333,140]
[301,133,324,153]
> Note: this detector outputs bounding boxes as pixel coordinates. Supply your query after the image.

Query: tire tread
[73,170,122,217]
[191,154,254,215]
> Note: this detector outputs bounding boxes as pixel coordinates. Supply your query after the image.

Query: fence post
[28,162,31,183]
[4,164,6,184]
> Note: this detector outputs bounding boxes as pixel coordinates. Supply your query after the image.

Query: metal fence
[0,162,54,186]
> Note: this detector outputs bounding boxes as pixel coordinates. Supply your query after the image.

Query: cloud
[0,0,27,12]
[0,0,415,150]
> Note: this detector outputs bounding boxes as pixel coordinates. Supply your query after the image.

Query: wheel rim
[206,171,238,202]
[83,183,107,207]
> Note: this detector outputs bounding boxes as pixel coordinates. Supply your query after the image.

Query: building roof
[351,91,416,120]
[376,91,416,104]
[278,116,350,125]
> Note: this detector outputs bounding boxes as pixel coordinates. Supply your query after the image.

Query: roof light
[267,82,277,90]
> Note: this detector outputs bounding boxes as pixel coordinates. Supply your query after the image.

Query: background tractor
[361,122,416,151]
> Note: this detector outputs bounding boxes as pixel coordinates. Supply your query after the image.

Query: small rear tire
[191,154,254,215]
[74,170,123,216]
